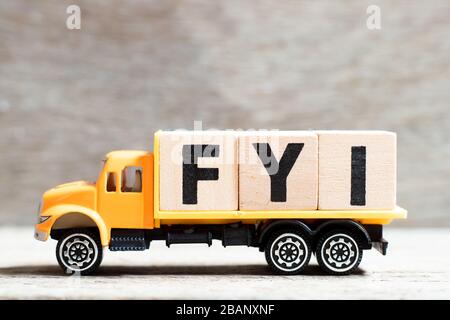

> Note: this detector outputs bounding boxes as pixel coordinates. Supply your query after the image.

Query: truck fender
[258,220,313,251]
[42,204,109,246]
[313,220,372,250]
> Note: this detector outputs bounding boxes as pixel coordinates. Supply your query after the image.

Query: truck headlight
[38,216,50,224]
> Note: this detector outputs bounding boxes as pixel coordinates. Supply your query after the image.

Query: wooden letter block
[317,131,396,210]
[159,131,238,210]
[239,131,318,210]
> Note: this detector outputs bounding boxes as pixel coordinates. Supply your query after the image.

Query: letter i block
[317,131,396,210]
[159,131,238,210]
[239,131,318,210]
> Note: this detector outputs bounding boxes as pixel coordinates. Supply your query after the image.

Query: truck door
[98,155,153,229]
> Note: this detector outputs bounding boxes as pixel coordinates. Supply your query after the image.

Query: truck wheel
[56,229,103,275]
[265,230,311,275]
[316,230,363,275]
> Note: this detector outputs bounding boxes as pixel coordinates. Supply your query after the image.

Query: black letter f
[182,144,219,204]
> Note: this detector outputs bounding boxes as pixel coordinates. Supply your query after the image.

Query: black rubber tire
[265,229,312,275]
[315,229,363,275]
[56,229,103,275]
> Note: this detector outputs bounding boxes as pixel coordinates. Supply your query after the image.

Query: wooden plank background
[0,1,449,226]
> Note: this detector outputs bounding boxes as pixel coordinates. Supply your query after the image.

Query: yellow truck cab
[35,130,407,275]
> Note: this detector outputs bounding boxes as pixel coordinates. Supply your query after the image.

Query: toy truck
[34,130,407,275]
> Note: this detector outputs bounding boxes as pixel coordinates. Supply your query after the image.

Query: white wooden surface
[0,227,449,299]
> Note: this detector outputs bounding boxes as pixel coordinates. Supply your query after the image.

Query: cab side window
[106,172,116,192]
[121,166,143,193]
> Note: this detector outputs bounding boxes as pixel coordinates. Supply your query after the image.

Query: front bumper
[34,225,49,242]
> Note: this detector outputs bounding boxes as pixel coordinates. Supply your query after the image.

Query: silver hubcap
[321,234,359,272]
[270,233,308,272]
[59,234,98,272]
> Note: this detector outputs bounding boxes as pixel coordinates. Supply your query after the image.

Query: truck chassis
[49,216,396,276]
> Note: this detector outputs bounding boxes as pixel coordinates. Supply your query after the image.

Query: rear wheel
[316,230,363,275]
[56,229,103,275]
[265,230,311,275]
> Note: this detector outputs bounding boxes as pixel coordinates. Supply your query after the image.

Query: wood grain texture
[318,131,396,210]
[159,131,238,210]
[239,131,318,210]
[1,227,449,299]
[1,1,450,226]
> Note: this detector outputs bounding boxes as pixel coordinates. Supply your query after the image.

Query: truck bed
[155,206,407,226]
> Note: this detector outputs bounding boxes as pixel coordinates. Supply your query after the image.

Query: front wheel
[265,230,311,275]
[316,230,363,275]
[56,229,103,275]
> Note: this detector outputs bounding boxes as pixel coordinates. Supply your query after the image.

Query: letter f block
[159,131,238,210]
